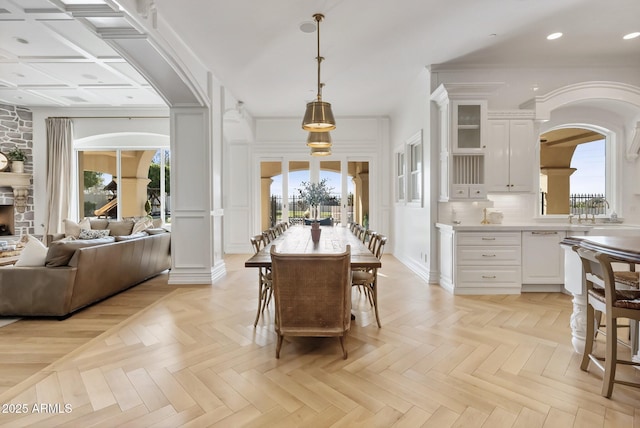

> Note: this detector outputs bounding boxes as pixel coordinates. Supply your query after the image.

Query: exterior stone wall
[0,104,34,236]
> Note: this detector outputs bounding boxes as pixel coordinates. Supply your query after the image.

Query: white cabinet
[452,101,486,153]
[431,84,500,201]
[485,117,535,193]
[436,225,574,295]
[438,230,522,294]
[522,231,566,286]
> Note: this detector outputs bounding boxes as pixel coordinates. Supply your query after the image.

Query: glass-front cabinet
[452,102,485,152]
[431,83,496,201]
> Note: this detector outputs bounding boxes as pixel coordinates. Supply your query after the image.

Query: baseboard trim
[168,268,221,285]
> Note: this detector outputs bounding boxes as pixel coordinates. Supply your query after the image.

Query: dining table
[245,224,381,269]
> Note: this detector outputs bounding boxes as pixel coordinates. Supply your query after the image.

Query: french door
[258,157,369,229]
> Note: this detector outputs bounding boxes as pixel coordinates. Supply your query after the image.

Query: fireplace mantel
[0,172,32,213]
[0,172,31,187]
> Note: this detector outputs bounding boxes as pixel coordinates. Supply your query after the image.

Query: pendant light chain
[315,13,324,102]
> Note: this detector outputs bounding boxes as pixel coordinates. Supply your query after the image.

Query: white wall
[389,67,435,283]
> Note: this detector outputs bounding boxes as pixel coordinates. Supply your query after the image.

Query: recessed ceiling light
[299,21,316,33]
[623,32,640,40]
[14,37,29,44]
[82,73,98,80]
[547,32,563,40]
[13,72,25,78]
[489,33,497,37]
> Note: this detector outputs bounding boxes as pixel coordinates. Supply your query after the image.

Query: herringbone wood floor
[0,254,639,427]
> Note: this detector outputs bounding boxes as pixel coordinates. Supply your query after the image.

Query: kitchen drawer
[457,246,521,265]
[458,266,521,286]
[458,232,521,246]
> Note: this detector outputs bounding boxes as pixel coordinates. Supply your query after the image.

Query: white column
[210,80,225,282]
[168,106,219,284]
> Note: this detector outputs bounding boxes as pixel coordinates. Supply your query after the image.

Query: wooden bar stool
[574,246,640,398]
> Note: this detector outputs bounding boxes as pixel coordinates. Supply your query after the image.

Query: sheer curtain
[44,118,73,238]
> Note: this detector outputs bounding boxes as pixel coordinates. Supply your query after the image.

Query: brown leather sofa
[0,232,171,318]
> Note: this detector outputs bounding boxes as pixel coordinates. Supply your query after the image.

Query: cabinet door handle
[482,254,496,257]
[481,237,496,241]
[482,275,497,279]
[531,231,558,235]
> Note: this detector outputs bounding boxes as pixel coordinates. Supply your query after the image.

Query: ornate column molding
[12,187,29,213]
[0,173,33,214]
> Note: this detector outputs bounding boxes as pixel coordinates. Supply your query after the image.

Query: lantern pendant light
[302,13,336,132]
[310,146,332,156]
[307,131,332,148]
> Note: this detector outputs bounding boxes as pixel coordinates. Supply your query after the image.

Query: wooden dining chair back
[367,231,378,252]
[250,234,272,327]
[270,245,352,359]
[351,235,387,328]
[574,246,640,397]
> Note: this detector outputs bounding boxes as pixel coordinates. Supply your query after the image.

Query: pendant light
[310,146,332,156]
[302,13,336,132]
[307,131,332,148]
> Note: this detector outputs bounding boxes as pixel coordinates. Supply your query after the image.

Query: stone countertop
[435,222,594,232]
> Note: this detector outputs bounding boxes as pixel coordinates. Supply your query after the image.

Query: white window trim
[407,130,423,207]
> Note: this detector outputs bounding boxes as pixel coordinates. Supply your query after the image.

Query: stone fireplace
[0,205,13,235]
[0,104,34,237]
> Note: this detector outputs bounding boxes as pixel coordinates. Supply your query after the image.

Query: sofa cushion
[64,218,90,238]
[145,228,168,235]
[115,232,148,241]
[107,221,134,236]
[78,229,110,239]
[45,237,115,267]
[15,235,48,267]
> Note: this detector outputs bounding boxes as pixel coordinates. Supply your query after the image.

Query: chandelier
[302,13,336,132]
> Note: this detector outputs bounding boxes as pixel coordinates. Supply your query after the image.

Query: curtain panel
[44,118,73,237]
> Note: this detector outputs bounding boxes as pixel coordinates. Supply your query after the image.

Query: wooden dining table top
[561,235,640,264]
[244,225,382,269]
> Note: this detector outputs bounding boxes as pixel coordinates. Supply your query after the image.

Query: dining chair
[367,231,377,251]
[351,234,387,328]
[574,246,640,398]
[250,234,272,327]
[270,245,352,359]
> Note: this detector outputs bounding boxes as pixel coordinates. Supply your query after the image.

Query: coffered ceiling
[0,0,639,117]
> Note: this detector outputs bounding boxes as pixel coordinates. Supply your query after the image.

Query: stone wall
[0,104,33,236]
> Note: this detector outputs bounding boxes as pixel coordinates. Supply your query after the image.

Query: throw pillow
[107,220,134,236]
[63,218,90,238]
[89,219,109,230]
[78,229,110,239]
[132,218,153,234]
[15,235,48,267]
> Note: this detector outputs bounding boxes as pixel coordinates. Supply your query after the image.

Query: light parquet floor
[0,254,639,427]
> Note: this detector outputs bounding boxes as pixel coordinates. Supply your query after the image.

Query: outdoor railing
[540,192,607,215]
[269,193,352,227]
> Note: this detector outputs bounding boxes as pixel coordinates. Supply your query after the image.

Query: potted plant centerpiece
[7,146,26,173]
[299,178,333,242]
